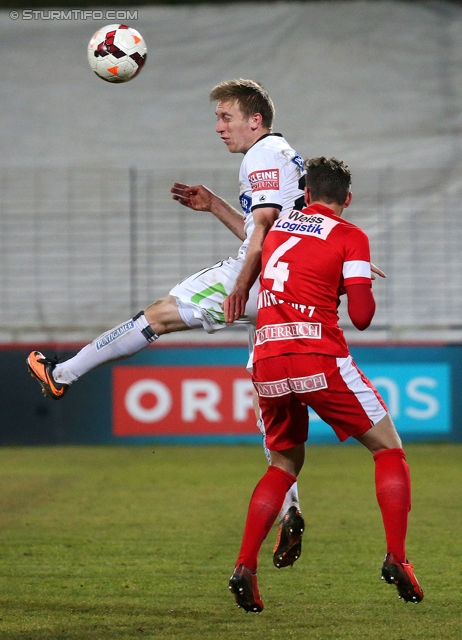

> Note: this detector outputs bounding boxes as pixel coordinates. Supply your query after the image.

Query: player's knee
[145,296,186,335]
[357,413,402,454]
[270,444,305,476]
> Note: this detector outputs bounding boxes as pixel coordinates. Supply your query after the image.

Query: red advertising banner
[112,366,256,436]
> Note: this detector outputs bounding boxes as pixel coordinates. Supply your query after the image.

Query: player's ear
[304,186,311,205]
[251,112,263,130]
[344,192,353,208]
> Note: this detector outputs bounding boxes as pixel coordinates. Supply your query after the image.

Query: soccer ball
[87,24,147,83]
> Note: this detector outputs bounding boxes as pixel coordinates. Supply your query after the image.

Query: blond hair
[210,79,275,129]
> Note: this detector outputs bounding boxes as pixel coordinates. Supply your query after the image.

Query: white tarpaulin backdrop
[3,1,462,172]
[1,2,462,343]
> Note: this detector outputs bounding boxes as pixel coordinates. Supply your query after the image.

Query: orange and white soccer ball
[87,24,147,83]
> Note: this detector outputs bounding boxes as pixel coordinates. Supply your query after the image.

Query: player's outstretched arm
[224,207,279,323]
[171,182,245,240]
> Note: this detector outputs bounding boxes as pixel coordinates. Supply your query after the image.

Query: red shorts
[253,353,388,451]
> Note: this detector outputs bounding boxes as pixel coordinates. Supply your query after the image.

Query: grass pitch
[0,443,460,639]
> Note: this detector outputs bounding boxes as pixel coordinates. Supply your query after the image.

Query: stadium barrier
[3,344,461,445]
[1,166,462,345]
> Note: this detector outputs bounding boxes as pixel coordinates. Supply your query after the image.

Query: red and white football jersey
[254,203,372,361]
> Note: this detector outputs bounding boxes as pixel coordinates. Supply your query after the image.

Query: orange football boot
[27,351,68,400]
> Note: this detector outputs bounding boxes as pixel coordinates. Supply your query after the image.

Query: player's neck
[308,200,344,218]
[243,129,272,153]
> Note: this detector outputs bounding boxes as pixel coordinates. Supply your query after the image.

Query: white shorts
[170,256,260,334]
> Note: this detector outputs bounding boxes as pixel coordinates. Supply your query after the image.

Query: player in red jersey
[228,157,424,613]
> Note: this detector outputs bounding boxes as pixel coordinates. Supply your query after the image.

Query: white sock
[277,482,301,521]
[53,312,157,384]
[256,418,271,464]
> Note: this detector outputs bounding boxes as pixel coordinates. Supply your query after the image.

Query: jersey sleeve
[345,282,375,330]
[342,228,372,286]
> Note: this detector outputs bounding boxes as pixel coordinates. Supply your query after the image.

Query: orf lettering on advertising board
[112,362,450,439]
[113,366,255,436]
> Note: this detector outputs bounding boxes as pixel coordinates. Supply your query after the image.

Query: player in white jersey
[169,132,305,332]
[27,79,306,566]
[169,88,305,335]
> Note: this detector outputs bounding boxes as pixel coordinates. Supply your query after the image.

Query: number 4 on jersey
[263,236,301,292]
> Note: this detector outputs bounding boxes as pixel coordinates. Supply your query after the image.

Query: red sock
[373,448,411,563]
[236,466,297,572]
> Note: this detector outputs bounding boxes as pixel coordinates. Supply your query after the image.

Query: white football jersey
[238,133,305,259]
